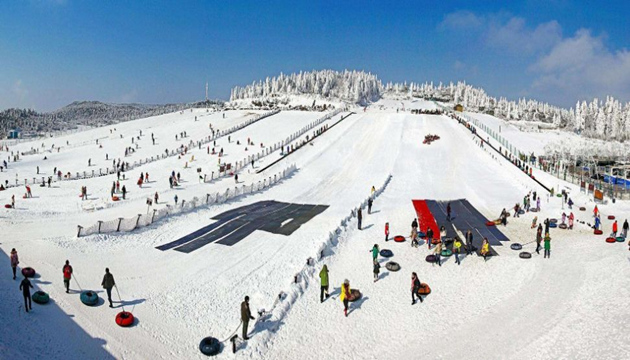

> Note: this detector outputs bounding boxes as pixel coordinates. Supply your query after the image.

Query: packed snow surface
[1,100,628,359]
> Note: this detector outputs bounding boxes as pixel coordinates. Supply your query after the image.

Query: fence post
[117,218,123,231]
[77,225,83,237]
[181,200,186,208]
[97,221,103,234]
[135,214,142,228]
[152,209,157,223]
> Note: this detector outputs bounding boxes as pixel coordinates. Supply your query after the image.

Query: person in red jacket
[63,260,73,293]
[384,222,389,242]
[612,220,618,237]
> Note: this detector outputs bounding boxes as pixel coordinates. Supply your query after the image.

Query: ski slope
[1,101,629,359]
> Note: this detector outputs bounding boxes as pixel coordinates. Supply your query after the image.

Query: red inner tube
[606,237,616,243]
[607,215,615,220]
[417,283,431,295]
[115,311,135,327]
[393,235,405,242]
[486,221,496,226]
[594,229,603,235]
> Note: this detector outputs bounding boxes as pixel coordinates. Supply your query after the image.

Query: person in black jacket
[411,272,423,305]
[19,276,33,312]
[240,296,255,340]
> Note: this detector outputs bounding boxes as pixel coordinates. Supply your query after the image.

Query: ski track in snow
[0,99,629,359]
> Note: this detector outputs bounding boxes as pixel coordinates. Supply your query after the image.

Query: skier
[481,238,490,261]
[536,225,543,254]
[384,222,389,242]
[340,279,351,317]
[319,265,329,303]
[453,237,462,265]
[612,220,618,237]
[101,268,116,308]
[10,248,18,280]
[62,260,73,293]
[373,259,380,282]
[367,198,373,214]
[357,208,362,230]
[370,244,379,261]
[433,241,442,267]
[19,275,34,313]
[411,272,423,305]
[623,219,629,238]
[544,235,551,259]
[240,296,255,340]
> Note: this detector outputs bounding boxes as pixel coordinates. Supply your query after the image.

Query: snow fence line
[251,174,393,338]
[1,109,281,190]
[76,164,297,237]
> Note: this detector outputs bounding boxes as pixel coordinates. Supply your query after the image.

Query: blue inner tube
[549,223,557,228]
[418,232,426,238]
[199,336,221,356]
[379,249,393,258]
[510,243,522,250]
[617,237,625,242]
[80,291,99,306]
[550,219,558,224]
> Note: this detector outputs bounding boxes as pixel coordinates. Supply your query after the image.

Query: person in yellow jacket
[340,279,351,317]
[481,238,490,262]
[453,238,462,265]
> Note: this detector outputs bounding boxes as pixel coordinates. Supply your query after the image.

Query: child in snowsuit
[63,260,73,293]
[373,260,380,282]
[481,238,490,261]
[384,222,389,242]
[370,244,379,261]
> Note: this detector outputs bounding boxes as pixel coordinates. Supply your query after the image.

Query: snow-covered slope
[1,103,628,359]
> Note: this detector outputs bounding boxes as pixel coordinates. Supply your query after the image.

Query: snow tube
[579,207,586,211]
[510,243,522,250]
[607,215,615,220]
[417,283,431,295]
[112,196,120,201]
[519,252,532,259]
[594,229,603,235]
[549,223,557,228]
[616,237,625,243]
[431,238,440,245]
[518,210,525,215]
[559,224,568,229]
[32,291,49,304]
[556,194,562,197]
[4,204,12,208]
[529,208,538,212]
[379,249,393,258]
[440,249,452,257]
[21,267,35,278]
[425,254,436,263]
[115,311,135,327]
[393,235,405,243]
[386,261,400,272]
[418,232,426,239]
[606,237,616,243]
[486,221,496,226]
[199,336,221,356]
[549,218,558,224]
[348,289,362,302]
[80,291,99,306]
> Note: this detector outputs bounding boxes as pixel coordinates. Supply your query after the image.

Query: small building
[454,104,464,112]
[8,128,21,139]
